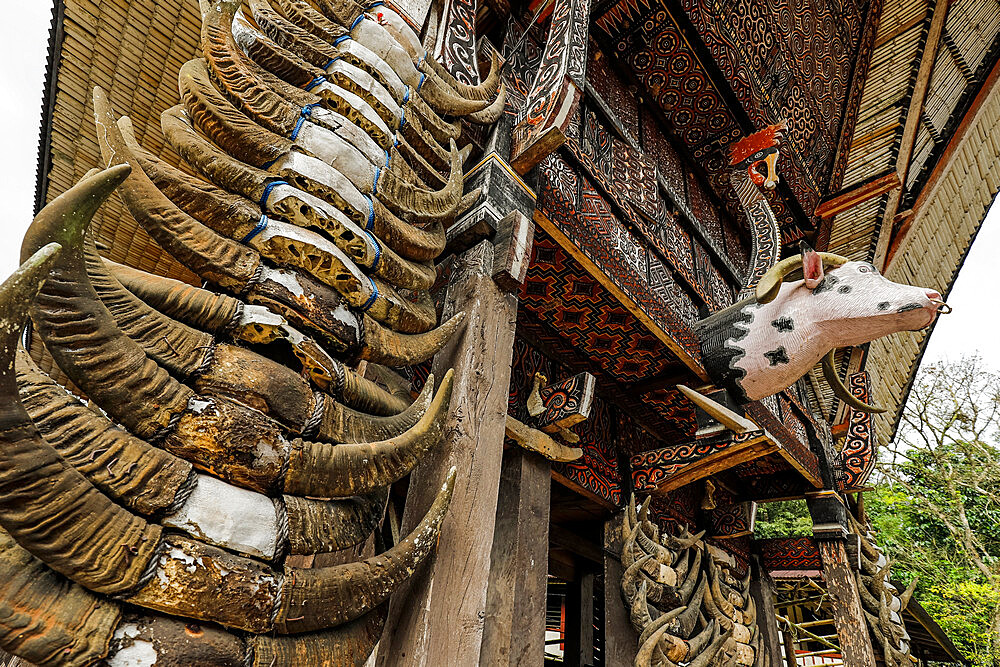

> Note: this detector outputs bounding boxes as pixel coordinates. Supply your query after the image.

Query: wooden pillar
[603,513,637,666]
[479,447,552,667]
[817,539,877,666]
[564,571,595,667]
[376,240,520,666]
[782,627,798,667]
[749,555,783,667]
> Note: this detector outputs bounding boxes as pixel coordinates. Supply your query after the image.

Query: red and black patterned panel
[587,40,640,140]
[553,397,624,506]
[646,485,700,529]
[536,153,701,362]
[688,171,725,250]
[630,430,766,492]
[508,338,625,506]
[838,371,876,491]
[757,537,822,572]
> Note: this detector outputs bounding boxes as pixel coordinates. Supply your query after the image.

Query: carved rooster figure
[0,0,504,663]
[621,496,761,667]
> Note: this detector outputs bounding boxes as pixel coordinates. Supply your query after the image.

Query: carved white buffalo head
[696,244,950,408]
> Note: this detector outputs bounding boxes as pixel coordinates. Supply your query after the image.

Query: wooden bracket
[631,431,776,495]
[492,210,534,293]
[505,415,583,462]
[509,0,590,174]
[527,371,596,434]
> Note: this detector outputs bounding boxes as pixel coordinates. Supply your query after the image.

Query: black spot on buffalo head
[811,275,839,295]
[763,347,790,366]
[771,317,794,332]
[877,301,890,311]
[897,303,923,314]
[838,285,852,294]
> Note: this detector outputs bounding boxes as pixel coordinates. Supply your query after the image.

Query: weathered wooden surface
[749,555,783,667]
[565,571,595,667]
[818,539,877,666]
[604,514,637,666]
[479,447,551,666]
[376,240,519,666]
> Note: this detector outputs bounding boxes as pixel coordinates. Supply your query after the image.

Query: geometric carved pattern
[838,371,876,492]
[537,152,703,362]
[746,397,823,487]
[434,0,481,85]
[536,372,597,430]
[757,537,823,573]
[593,0,874,242]
[630,429,771,493]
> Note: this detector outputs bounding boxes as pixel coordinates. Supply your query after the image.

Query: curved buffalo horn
[89,239,426,439]
[466,83,508,125]
[426,49,503,103]
[15,349,195,518]
[360,308,466,366]
[636,605,687,649]
[686,625,733,667]
[755,251,850,304]
[160,105,446,262]
[0,241,164,594]
[22,164,194,441]
[821,349,886,413]
[628,578,654,630]
[240,2,455,170]
[634,621,678,667]
[106,258,245,335]
[96,92,262,293]
[126,467,455,633]
[180,58,459,226]
[101,91,437,334]
[130,138,437,291]
[19,351,391,559]
[620,552,651,604]
[160,106,445,261]
[284,369,453,497]
[662,527,706,552]
[672,573,706,637]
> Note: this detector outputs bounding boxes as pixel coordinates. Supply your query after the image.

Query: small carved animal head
[729,121,788,190]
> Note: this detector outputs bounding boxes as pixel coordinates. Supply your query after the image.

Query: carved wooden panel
[838,371,876,492]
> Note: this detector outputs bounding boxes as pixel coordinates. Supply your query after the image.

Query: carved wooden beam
[530,371,596,432]
[433,0,482,85]
[813,170,900,219]
[756,537,823,574]
[836,371,877,493]
[709,501,757,539]
[630,430,776,495]
[509,0,590,174]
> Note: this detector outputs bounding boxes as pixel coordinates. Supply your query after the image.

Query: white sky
[0,3,996,373]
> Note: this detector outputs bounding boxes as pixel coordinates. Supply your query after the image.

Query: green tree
[872,355,1000,665]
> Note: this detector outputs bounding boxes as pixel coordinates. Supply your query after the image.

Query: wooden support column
[817,539,877,666]
[749,555,783,667]
[479,447,552,667]
[603,513,637,666]
[564,571,595,667]
[375,239,520,666]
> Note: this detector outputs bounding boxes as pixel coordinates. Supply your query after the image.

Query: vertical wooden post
[817,539,877,666]
[749,555,783,667]
[565,571,595,667]
[782,626,798,667]
[376,240,520,666]
[479,447,552,666]
[603,513,637,666]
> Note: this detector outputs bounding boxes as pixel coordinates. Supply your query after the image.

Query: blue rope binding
[241,214,269,244]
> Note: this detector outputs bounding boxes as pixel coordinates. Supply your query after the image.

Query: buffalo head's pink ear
[800,241,824,289]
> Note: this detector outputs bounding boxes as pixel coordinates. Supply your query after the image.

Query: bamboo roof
[816,0,1000,439]
[34,0,202,283]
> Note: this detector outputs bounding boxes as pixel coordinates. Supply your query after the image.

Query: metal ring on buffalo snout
[936,303,953,314]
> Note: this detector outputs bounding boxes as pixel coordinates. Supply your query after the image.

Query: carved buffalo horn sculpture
[821,349,887,414]
[83,239,430,441]
[159,104,447,262]
[16,352,390,559]
[0,521,387,665]
[23,165,455,498]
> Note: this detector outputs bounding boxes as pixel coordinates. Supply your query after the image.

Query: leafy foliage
[873,356,1000,665]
